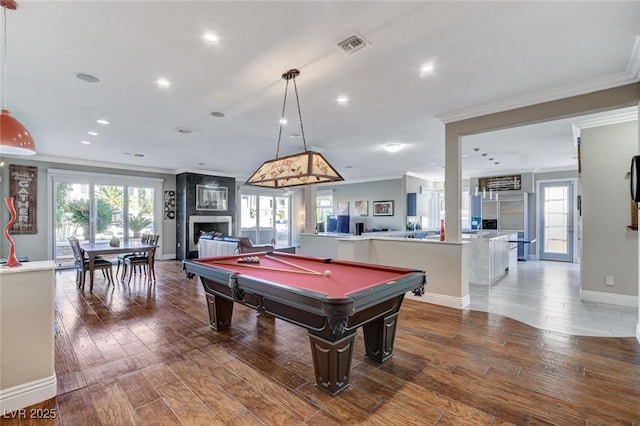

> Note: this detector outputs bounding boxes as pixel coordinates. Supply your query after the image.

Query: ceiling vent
[176,127,194,135]
[337,33,369,54]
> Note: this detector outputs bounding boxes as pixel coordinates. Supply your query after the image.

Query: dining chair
[68,236,114,291]
[124,234,159,284]
[116,233,151,279]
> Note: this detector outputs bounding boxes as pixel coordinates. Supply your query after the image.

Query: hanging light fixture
[246,69,343,188]
[0,0,35,155]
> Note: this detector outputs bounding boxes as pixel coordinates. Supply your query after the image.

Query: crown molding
[438,34,640,124]
[24,154,177,175]
[573,106,638,130]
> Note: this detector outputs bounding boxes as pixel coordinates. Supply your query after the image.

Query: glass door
[128,186,156,242]
[539,181,574,262]
[240,193,291,246]
[258,196,275,244]
[51,170,161,268]
[95,184,125,244]
[55,182,90,267]
[275,196,290,246]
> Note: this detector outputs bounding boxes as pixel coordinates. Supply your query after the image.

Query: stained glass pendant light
[246,69,343,188]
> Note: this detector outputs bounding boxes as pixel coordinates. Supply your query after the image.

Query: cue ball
[324,270,331,277]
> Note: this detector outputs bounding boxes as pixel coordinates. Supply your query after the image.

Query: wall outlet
[605,276,615,286]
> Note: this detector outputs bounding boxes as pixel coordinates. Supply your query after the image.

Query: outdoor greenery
[67,198,115,237]
[128,214,152,238]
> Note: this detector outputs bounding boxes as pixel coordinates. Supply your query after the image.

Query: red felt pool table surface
[194,252,416,299]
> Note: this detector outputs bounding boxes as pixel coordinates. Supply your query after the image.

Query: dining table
[82,241,157,290]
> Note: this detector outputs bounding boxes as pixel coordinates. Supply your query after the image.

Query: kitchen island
[463,231,519,285]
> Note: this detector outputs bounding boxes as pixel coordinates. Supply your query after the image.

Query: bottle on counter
[439,219,445,241]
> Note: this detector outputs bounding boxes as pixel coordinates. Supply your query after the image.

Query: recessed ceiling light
[279,118,288,125]
[481,153,487,157]
[80,140,91,145]
[430,162,437,166]
[462,154,469,158]
[345,165,353,169]
[96,119,110,125]
[383,143,402,153]
[197,162,206,166]
[420,63,435,75]
[337,95,348,105]
[289,133,301,139]
[75,72,100,83]
[210,112,226,118]
[488,158,494,161]
[202,32,219,43]
[156,78,171,88]
[473,147,480,152]
[494,161,500,165]
[88,131,98,136]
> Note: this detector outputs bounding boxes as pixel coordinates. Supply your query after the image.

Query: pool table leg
[362,311,400,363]
[206,294,234,330]
[308,332,356,396]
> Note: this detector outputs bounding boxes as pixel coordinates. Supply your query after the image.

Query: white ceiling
[4,1,640,182]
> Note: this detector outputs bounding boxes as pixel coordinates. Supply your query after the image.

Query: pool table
[184,251,426,395]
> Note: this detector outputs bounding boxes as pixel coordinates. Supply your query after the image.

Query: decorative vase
[439,219,445,242]
[110,236,120,247]
[3,197,21,267]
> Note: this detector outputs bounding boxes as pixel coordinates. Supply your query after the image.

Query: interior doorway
[538,180,576,262]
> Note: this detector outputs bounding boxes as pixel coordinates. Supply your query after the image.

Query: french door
[48,169,162,268]
[539,180,574,262]
[240,193,290,246]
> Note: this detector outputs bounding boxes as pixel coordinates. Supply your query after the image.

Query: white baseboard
[580,289,638,307]
[159,253,176,260]
[0,374,56,413]
[406,291,470,309]
[636,323,640,344]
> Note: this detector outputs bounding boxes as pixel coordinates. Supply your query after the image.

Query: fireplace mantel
[188,215,232,246]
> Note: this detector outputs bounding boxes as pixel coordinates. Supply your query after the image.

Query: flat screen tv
[631,155,640,202]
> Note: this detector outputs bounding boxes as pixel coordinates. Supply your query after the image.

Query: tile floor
[410,260,638,337]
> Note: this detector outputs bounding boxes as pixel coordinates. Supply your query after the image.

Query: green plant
[128,214,152,238]
[67,198,114,237]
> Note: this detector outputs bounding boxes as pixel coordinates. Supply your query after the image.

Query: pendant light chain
[292,78,307,152]
[275,78,290,159]
[1,6,7,111]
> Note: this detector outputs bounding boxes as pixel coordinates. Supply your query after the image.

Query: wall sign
[8,164,37,234]
[479,174,521,192]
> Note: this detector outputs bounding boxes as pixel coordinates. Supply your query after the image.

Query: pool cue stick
[209,261,320,275]
[264,254,322,275]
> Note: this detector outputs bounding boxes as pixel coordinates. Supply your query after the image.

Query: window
[240,192,291,245]
[48,169,162,268]
[316,190,333,230]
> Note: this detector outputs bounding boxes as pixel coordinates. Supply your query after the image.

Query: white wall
[318,179,404,233]
[581,121,638,300]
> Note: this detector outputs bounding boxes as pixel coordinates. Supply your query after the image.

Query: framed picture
[336,201,349,215]
[354,200,368,216]
[373,200,394,216]
[196,185,228,211]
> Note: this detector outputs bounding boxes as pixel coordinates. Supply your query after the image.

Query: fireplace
[188,215,232,248]
[175,173,236,260]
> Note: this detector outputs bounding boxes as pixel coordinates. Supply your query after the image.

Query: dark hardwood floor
[3,260,640,425]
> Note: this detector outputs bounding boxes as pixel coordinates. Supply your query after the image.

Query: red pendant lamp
[0,0,35,155]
